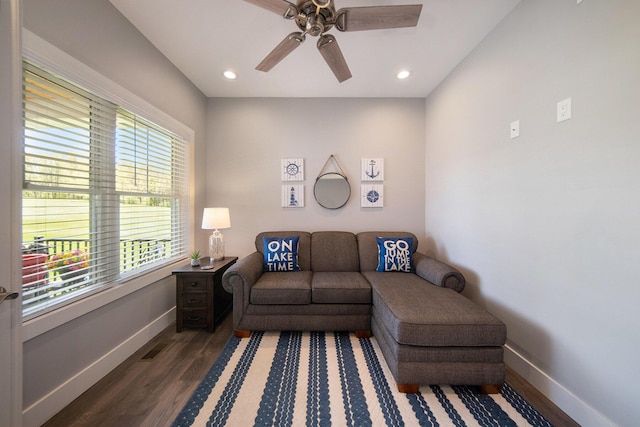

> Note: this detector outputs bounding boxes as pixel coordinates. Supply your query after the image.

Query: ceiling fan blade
[244,0,297,18]
[335,5,422,32]
[317,34,352,83]
[256,32,306,72]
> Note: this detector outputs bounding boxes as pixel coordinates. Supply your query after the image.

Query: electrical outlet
[510,120,520,139]
[557,98,572,122]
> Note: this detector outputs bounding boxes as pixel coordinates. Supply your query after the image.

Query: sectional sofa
[222,231,506,393]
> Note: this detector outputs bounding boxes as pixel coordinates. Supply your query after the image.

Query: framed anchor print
[361,184,383,208]
[282,185,304,208]
[361,158,384,181]
[282,158,304,181]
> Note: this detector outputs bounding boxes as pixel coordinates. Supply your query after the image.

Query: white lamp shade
[202,207,231,230]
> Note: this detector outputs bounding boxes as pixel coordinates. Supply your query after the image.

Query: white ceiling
[109,0,521,98]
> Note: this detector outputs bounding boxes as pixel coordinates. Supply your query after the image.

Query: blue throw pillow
[263,236,301,272]
[376,237,414,273]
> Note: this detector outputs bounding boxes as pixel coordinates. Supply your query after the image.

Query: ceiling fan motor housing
[295,0,335,36]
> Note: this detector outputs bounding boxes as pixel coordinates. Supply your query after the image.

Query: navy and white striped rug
[173,331,553,427]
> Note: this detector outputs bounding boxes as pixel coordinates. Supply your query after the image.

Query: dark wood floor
[43,315,579,427]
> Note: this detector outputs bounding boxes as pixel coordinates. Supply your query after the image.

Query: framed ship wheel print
[281,158,304,181]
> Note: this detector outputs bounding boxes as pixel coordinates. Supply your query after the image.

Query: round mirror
[314,173,351,209]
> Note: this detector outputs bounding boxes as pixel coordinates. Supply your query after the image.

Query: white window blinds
[22,61,189,319]
[115,110,188,272]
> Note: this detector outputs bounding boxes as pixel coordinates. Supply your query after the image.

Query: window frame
[22,30,194,340]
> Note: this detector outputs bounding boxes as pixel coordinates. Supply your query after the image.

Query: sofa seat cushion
[312,272,371,304]
[363,271,506,347]
[250,271,313,305]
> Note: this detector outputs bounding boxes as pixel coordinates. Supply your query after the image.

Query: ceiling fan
[244,0,423,83]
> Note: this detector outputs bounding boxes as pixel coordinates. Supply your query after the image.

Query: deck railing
[24,236,169,260]
[22,236,170,282]
[21,236,171,306]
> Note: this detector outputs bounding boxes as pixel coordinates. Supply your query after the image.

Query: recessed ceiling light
[223,70,237,80]
[396,70,412,80]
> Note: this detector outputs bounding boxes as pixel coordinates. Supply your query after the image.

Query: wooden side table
[172,256,237,332]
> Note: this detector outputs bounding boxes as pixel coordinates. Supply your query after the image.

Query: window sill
[22,259,187,342]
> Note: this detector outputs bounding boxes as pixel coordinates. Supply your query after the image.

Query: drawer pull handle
[187,298,202,304]
[191,282,199,287]
[187,316,201,321]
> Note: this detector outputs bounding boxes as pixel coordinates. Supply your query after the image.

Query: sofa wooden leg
[355,330,371,339]
[397,383,419,394]
[480,384,502,394]
[234,330,251,338]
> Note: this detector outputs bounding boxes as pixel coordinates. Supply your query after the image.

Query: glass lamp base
[209,229,225,262]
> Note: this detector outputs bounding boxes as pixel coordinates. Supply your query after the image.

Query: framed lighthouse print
[282,185,304,208]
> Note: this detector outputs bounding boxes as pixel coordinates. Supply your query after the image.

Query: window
[21,61,189,319]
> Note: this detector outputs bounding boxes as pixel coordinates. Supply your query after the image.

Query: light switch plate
[510,120,520,139]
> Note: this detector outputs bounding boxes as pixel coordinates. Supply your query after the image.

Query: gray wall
[22,278,175,407]
[423,1,639,426]
[20,0,638,425]
[22,0,206,423]
[204,98,426,258]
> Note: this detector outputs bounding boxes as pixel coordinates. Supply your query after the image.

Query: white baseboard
[22,308,175,427]
[505,344,615,427]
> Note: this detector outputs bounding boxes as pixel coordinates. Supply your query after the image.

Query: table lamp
[202,207,231,262]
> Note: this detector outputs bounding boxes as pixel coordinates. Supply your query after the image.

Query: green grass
[22,198,172,245]
[23,199,89,242]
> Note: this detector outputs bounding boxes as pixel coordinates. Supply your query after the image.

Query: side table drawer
[181,308,209,329]
[181,293,207,308]
[178,276,208,292]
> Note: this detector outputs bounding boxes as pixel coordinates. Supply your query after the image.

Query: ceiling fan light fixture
[306,14,325,36]
[396,70,412,80]
[223,70,238,80]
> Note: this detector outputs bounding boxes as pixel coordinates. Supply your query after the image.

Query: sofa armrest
[222,251,263,293]
[222,252,264,330]
[413,252,466,292]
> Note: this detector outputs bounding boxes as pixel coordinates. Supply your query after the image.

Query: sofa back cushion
[357,231,418,272]
[255,231,312,271]
[311,231,360,272]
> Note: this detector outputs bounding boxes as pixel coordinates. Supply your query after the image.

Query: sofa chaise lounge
[222,231,506,393]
